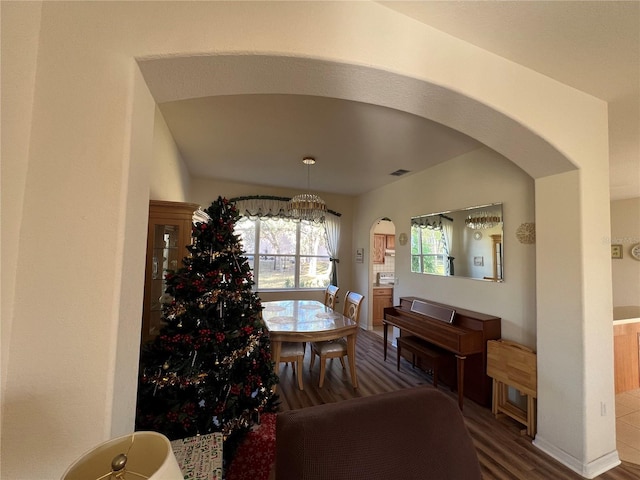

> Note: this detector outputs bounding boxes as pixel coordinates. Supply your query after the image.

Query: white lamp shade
[62,431,183,480]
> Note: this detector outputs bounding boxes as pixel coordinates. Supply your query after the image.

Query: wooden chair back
[324,285,340,309]
[309,290,365,388]
[343,290,364,326]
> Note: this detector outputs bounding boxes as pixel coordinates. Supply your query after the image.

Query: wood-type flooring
[274,329,640,480]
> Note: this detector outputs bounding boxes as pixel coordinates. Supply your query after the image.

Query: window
[235,217,331,290]
[410,225,447,275]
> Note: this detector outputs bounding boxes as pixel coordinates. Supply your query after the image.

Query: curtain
[411,214,454,275]
[441,218,454,275]
[232,197,295,221]
[324,214,341,286]
[230,196,342,285]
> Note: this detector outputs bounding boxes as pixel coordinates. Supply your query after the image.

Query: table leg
[271,339,281,376]
[455,354,466,410]
[383,322,389,360]
[347,334,359,389]
[527,396,536,437]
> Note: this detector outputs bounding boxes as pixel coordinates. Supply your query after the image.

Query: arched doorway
[368,218,396,334]
[135,52,613,474]
[5,4,616,477]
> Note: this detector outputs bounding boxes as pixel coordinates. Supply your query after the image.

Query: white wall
[150,107,192,201]
[356,147,537,346]
[535,169,616,476]
[373,220,395,235]
[611,198,640,307]
[2,2,615,478]
[1,0,42,396]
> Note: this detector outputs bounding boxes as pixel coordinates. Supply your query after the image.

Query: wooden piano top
[383,297,501,356]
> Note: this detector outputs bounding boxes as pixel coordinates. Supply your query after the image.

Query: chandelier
[465,211,502,230]
[288,157,326,223]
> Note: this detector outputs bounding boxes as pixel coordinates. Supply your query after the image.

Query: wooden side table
[487,340,537,437]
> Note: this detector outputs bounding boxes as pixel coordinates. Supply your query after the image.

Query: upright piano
[384,296,501,409]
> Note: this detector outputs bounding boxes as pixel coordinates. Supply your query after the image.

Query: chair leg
[339,357,346,369]
[296,356,304,390]
[309,350,316,370]
[319,358,327,388]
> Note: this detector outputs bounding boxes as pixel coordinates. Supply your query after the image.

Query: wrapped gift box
[226,413,276,480]
[171,432,223,480]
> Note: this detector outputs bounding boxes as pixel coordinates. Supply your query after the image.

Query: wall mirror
[410,203,503,281]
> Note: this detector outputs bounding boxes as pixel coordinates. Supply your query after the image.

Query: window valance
[229,195,341,221]
[411,214,452,229]
[230,195,342,286]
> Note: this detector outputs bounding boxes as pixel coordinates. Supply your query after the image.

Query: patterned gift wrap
[225,413,276,480]
[171,432,223,480]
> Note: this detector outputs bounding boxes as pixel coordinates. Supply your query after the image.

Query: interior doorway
[369,218,396,334]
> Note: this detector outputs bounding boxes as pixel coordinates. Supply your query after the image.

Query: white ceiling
[158,1,639,200]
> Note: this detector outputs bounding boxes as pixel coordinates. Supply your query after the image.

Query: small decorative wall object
[355,248,364,263]
[611,244,623,259]
[516,223,536,244]
[474,256,484,266]
[398,233,408,246]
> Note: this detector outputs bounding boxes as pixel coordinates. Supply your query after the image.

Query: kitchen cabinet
[386,235,395,249]
[373,234,386,264]
[372,287,393,326]
[614,320,640,393]
[141,200,200,343]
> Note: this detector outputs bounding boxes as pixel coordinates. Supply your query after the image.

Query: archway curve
[134,51,615,474]
[137,53,576,180]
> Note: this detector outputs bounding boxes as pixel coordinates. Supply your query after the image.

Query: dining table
[261,299,359,389]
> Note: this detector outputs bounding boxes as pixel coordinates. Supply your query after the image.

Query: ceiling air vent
[390,169,410,177]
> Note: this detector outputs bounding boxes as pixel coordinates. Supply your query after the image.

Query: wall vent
[390,169,410,176]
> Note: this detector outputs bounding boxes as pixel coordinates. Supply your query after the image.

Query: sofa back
[275,386,481,480]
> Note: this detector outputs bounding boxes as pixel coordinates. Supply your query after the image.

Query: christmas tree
[136,196,279,462]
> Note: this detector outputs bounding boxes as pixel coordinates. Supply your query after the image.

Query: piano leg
[383,322,389,360]
[455,354,466,410]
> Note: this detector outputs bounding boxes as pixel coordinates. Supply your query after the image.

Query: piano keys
[384,297,501,409]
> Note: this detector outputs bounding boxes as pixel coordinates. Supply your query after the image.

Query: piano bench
[396,335,445,388]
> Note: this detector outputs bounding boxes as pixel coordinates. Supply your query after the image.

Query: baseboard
[533,436,621,479]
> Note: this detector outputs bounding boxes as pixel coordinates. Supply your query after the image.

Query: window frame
[410,225,448,275]
[236,217,331,291]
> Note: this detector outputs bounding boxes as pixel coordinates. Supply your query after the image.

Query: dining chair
[278,341,305,390]
[323,284,340,309]
[309,290,364,388]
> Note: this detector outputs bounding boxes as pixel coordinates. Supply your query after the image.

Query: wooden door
[373,234,386,264]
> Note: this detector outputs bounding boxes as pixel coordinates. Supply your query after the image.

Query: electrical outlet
[601,402,607,416]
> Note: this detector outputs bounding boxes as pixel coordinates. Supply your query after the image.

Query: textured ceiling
[159,94,482,196]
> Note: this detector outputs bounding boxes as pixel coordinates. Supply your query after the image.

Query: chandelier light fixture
[465,210,502,230]
[288,156,326,223]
